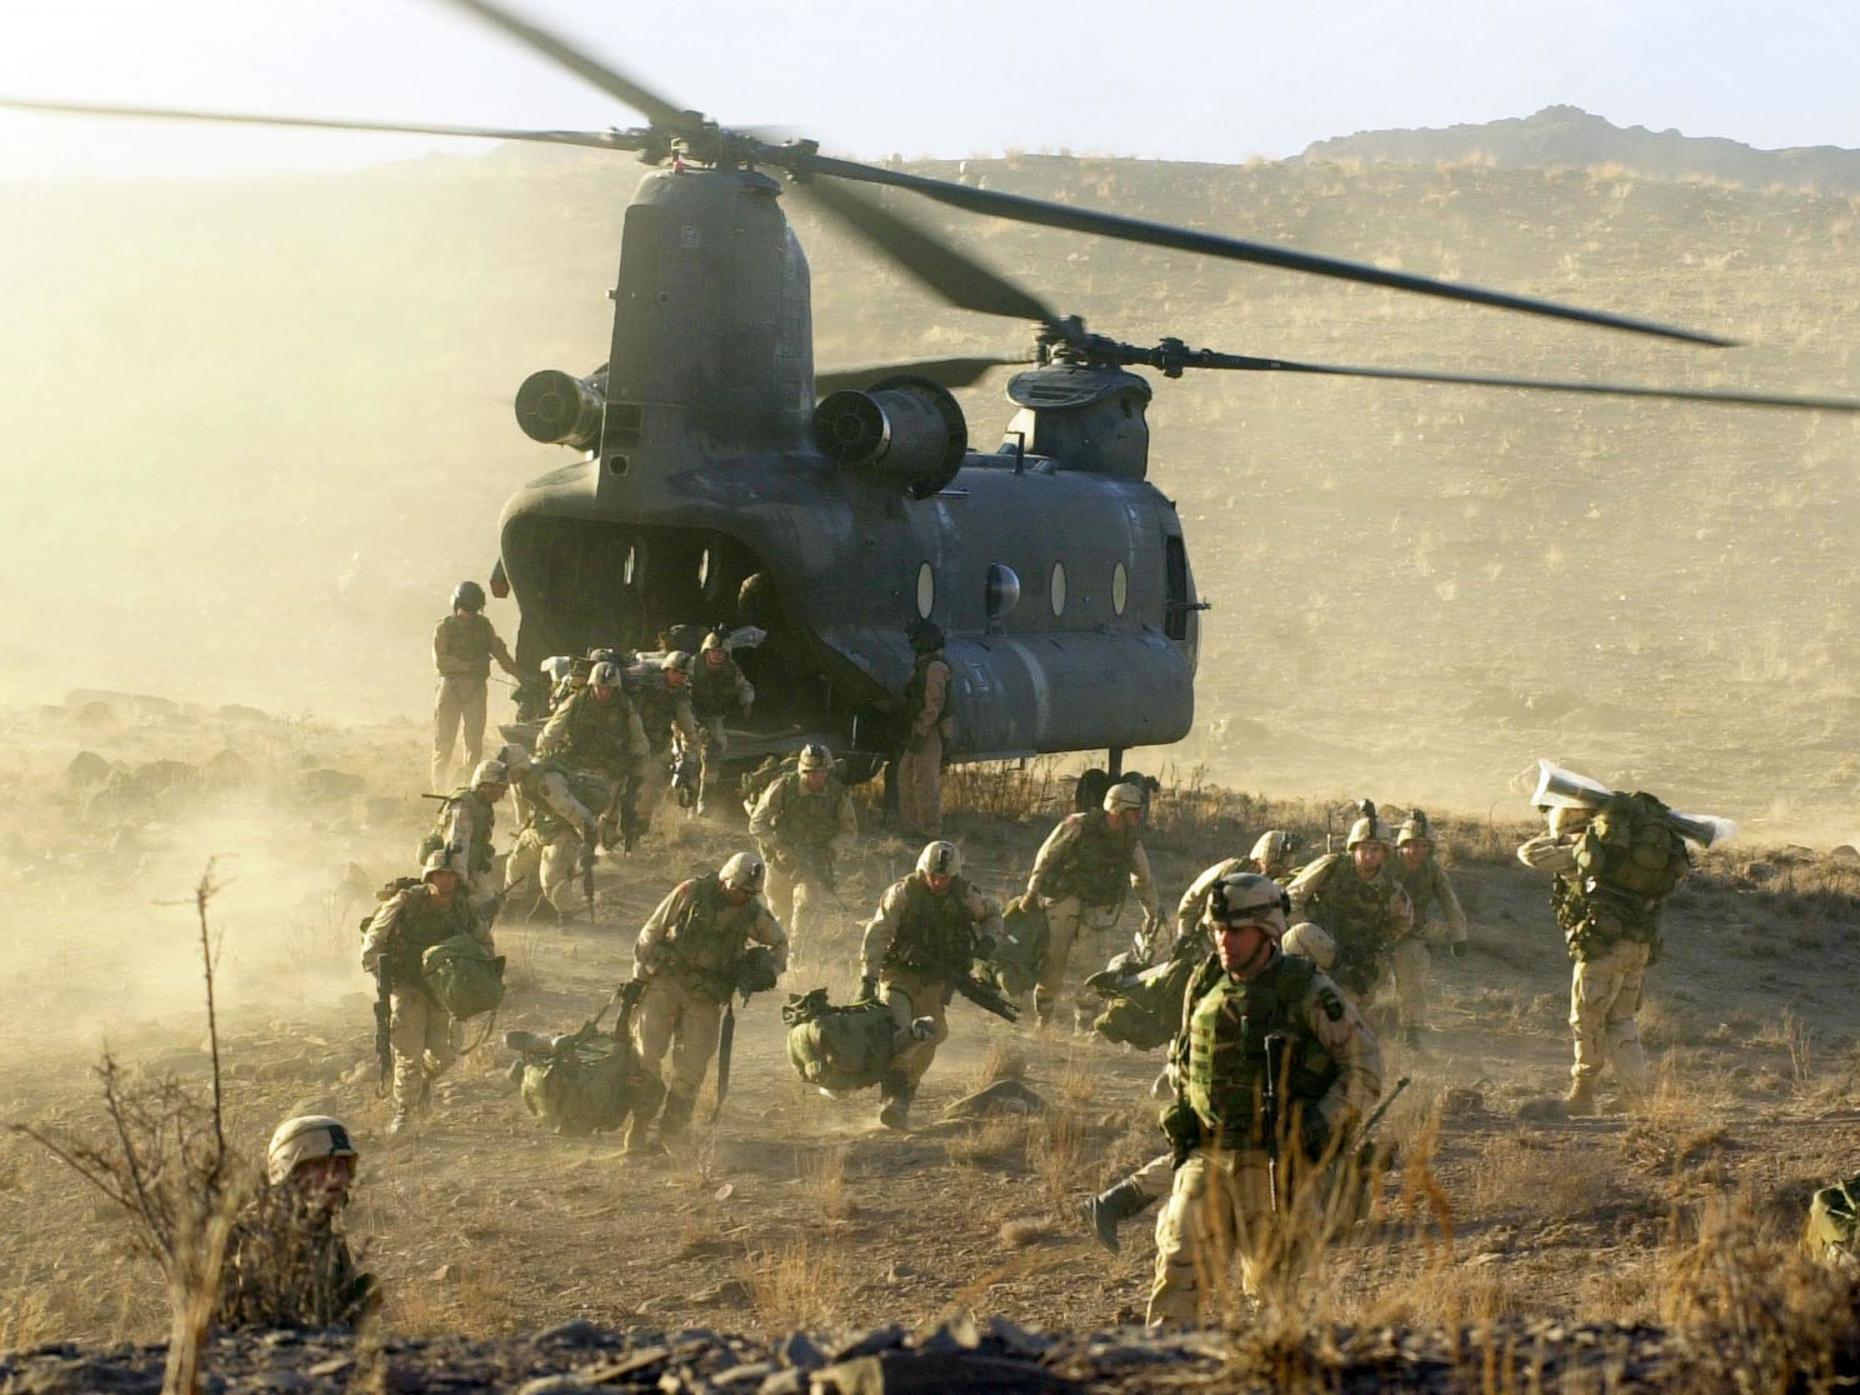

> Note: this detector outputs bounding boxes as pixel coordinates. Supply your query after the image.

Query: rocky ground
[5,692,1860,1391]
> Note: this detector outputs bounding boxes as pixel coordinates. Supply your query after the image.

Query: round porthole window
[985,563,1021,620]
[1112,561,1128,616]
[1050,562,1067,617]
[916,562,935,619]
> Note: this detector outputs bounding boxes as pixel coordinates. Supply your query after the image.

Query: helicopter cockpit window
[1049,562,1067,618]
[915,562,935,619]
[1112,561,1128,616]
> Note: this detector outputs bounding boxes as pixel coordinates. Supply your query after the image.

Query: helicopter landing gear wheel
[1074,768,1112,813]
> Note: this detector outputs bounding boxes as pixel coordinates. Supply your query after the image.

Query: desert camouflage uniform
[748,771,857,963]
[216,1187,375,1331]
[689,652,754,812]
[423,786,500,918]
[1148,949,1382,1325]
[360,885,490,1118]
[1026,810,1158,1021]
[628,874,787,1144]
[897,650,953,839]
[1389,852,1468,1032]
[628,668,700,831]
[504,759,604,916]
[528,685,649,907]
[861,871,1003,1093]
[1284,854,1410,1005]
[431,612,516,790]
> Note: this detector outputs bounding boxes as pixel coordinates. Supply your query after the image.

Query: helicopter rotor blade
[790,151,1736,349]
[0,95,647,150]
[798,178,1058,328]
[814,354,1032,396]
[1166,349,1860,412]
[439,0,698,136]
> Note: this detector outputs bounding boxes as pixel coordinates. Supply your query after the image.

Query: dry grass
[1026,1106,1088,1216]
[798,1145,854,1221]
[967,1039,1028,1091]
[744,1237,853,1334]
[1468,1132,1610,1217]
[944,1113,1029,1171]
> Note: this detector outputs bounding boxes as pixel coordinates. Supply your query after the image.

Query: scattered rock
[942,1078,1048,1120]
[776,1331,824,1371]
[204,749,257,788]
[690,1278,751,1307]
[63,750,114,786]
[429,1263,455,1283]
[1831,845,1860,863]
[302,769,365,803]
[534,1319,605,1349]
[70,700,117,729]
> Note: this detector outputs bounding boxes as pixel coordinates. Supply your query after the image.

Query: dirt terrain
[5,694,1859,1372]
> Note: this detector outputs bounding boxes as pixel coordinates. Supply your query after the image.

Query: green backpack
[421,935,507,1019]
[511,990,664,1137]
[990,896,1049,997]
[783,988,902,1093]
[1804,1174,1860,1265]
[1086,950,1199,1051]
[1575,792,1690,900]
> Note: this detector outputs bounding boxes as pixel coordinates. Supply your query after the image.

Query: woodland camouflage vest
[769,774,845,849]
[884,874,978,976]
[380,888,476,986]
[1045,811,1138,907]
[1183,954,1336,1147]
[1300,856,1402,991]
[662,874,757,999]
[690,658,742,718]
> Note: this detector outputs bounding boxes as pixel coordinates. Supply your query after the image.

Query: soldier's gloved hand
[859,974,879,1001]
[1160,1096,1201,1166]
[1450,941,1468,959]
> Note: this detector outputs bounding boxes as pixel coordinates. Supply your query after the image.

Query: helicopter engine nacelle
[812,377,968,499]
[514,367,607,450]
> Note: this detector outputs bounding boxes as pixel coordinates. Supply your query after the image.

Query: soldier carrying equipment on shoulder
[431,580,521,792]
[420,759,509,924]
[1168,830,1302,961]
[897,621,954,839]
[216,1115,376,1331]
[1283,806,1412,1009]
[748,742,857,966]
[1148,872,1383,1327]
[1024,781,1159,1025]
[690,631,755,817]
[860,840,1004,1130]
[626,852,787,1154]
[534,659,650,869]
[360,852,493,1134]
[1518,792,1691,1116]
[1389,811,1468,1046]
[628,651,701,837]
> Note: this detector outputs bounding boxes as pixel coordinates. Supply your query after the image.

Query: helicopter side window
[915,562,935,619]
[1112,561,1128,617]
[1049,562,1067,618]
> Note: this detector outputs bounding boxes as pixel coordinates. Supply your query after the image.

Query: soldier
[690,631,755,816]
[1389,811,1468,1045]
[419,759,508,922]
[360,853,492,1134]
[860,841,1003,1129]
[1148,872,1383,1326]
[1518,796,1688,1115]
[748,742,857,966]
[1079,881,1340,1254]
[627,852,788,1153]
[1024,782,1159,1025]
[502,745,603,920]
[1283,811,1412,1008]
[897,621,954,839]
[535,659,650,845]
[1249,829,1303,881]
[430,580,521,791]
[216,1115,376,1330]
[1168,830,1302,958]
[629,652,701,835]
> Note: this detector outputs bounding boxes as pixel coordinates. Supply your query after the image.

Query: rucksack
[1575,792,1690,901]
[1804,1174,1860,1266]
[989,896,1049,997]
[783,988,902,1093]
[1086,949,1200,1051]
[511,992,664,1138]
[421,935,507,1020]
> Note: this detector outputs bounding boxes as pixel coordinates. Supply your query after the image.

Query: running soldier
[748,742,857,966]
[690,631,754,816]
[418,759,508,922]
[1284,809,1412,1008]
[1389,810,1468,1045]
[628,651,700,836]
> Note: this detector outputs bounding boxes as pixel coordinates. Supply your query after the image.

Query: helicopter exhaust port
[514,368,606,450]
[811,376,968,498]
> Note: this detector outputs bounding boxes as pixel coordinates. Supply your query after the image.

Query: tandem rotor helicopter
[10,0,1860,795]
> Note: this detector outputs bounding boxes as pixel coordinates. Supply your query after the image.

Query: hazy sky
[0,0,1856,179]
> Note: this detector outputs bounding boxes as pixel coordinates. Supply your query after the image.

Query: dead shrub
[745,1236,853,1333]
[799,1145,854,1221]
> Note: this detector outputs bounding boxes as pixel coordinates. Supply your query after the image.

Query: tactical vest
[631,680,682,751]
[690,657,743,719]
[1044,811,1138,907]
[419,789,496,874]
[536,688,634,773]
[1183,954,1336,1148]
[884,874,979,977]
[379,888,477,986]
[1299,855,1402,994]
[521,759,607,842]
[434,613,496,679]
[769,773,846,850]
[1396,858,1443,928]
[662,874,758,1000]
[904,654,953,736]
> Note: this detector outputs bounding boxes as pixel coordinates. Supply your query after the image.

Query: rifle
[711,1001,736,1124]
[1262,1031,1290,1215]
[372,964,393,1097]
[949,963,1020,1024]
[483,873,530,928]
[1358,1074,1412,1148]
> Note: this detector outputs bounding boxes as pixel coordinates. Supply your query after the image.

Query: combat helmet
[719,851,766,894]
[1397,809,1433,847]
[1248,828,1299,872]
[588,660,622,689]
[266,1115,358,1187]
[494,742,531,774]
[421,849,460,882]
[451,580,486,613]
[470,759,509,789]
[660,650,694,675]
[1103,781,1146,815]
[1345,799,1394,850]
[701,630,729,653]
[916,840,961,879]
[588,646,626,666]
[1206,871,1291,938]
[797,742,833,773]
[1282,921,1338,971]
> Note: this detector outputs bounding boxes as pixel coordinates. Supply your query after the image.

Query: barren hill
[1303,104,1860,193]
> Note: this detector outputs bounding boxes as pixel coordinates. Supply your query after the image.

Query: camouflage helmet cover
[266,1115,358,1187]
[451,580,486,612]
[588,660,622,688]
[797,742,832,773]
[470,759,509,788]
[915,840,961,878]
[421,849,460,880]
[587,647,624,665]
[1248,829,1297,868]
[660,650,694,674]
[1346,815,1394,850]
[1206,870,1291,938]
[494,742,532,773]
[1102,781,1146,814]
[1396,808,1433,846]
[719,851,767,893]
[701,630,728,652]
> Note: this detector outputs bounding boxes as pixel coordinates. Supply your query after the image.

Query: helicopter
[9,0,1859,800]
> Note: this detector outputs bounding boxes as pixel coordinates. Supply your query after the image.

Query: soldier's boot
[622,1110,665,1159]
[876,1072,915,1132]
[388,1109,412,1137]
[1078,1180,1149,1255]
[1563,1077,1598,1117]
[657,1090,698,1150]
